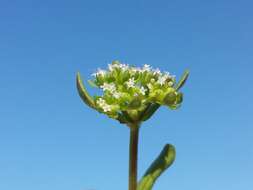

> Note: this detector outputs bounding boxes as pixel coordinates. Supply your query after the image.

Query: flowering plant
[76,61,189,190]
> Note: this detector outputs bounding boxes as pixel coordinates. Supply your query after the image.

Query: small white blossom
[157,75,168,85]
[113,91,121,98]
[121,64,129,71]
[140,86,147,95]
[153,68,161,75]
[101,83,116,92]
[141,64,151,72]
[97,98,106,105]
[97,69,107,76]
[102,104,111,112]
[164,71,176,79]
[130,67,140,74]
[126,78,135,88]
[108,62,129,72]
[92,68,106,77]
[97,98,111,112]
[108,63,119,71]
[101,82,122,99]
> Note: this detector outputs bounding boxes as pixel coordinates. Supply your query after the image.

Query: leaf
[137,144,176,190]
[140,103,160,121]
[121,111,134,123]
[175,70,189,91]
[76,72,96,108]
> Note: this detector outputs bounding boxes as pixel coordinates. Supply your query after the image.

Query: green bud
[163,91,177,105]
[176,92,183,104]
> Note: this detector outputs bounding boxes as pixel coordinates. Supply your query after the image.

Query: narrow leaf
[175,70,189,91]
[76,72,95,108]
[137,144,176,190]
[140,103,160,121]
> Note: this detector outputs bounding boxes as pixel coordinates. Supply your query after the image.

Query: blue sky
[0,0,252,190]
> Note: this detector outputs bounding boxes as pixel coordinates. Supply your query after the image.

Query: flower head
[77,60,189,123]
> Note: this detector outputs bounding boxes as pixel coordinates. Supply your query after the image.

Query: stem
[128,123,140,190]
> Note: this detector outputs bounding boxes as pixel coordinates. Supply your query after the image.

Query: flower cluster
[84,60,186,120]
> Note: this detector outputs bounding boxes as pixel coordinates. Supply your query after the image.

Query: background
[0,0,252,190]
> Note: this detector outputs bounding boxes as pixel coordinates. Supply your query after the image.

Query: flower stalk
[128,123,140,190]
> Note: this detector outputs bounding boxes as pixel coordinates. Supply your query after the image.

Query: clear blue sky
[0,0,252,190]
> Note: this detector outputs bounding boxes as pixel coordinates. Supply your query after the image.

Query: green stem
[128,123,140,190]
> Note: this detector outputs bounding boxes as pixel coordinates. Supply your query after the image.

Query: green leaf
[122,111,134,123]
[76,72,96,108]
[140,103,160,121]
[175,70,189,91]
[137,144,176,190]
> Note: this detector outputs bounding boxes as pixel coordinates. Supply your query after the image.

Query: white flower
[101,83,116,92]
[126,78,135,88]
[108,63,118,71]
[96,98,111,112]
[97,98,106,105]
[120,63,129,71]
[153,68,161,75]
[164,71,176,79]
[130,67,139,74]
[102,104,111,112]
[141,64,151,72]
[100,82,122,98]
[140,86,147,95]
[92,68,106,77]
[157,75,168,85]
[113,91,121,98]
[108,62,129,72]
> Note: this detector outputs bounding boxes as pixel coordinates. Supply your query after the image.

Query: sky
[0,0,252,190]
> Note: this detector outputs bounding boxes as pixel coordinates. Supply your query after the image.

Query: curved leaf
[137,144,176,190]
[76,72,95,108]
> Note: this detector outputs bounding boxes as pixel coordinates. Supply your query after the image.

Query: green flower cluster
[77,61,189,124]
